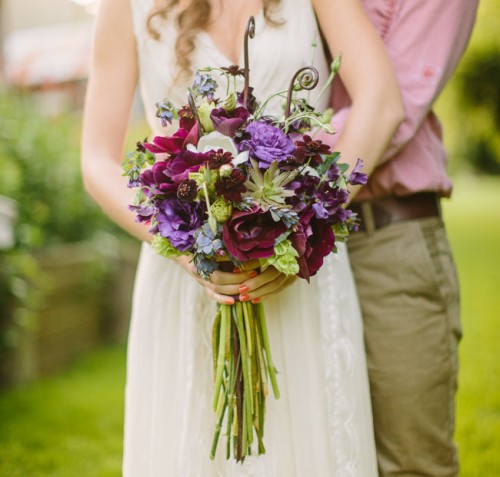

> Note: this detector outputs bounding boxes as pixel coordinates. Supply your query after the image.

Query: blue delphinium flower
[192,72,219,98]
[155,99,176,127]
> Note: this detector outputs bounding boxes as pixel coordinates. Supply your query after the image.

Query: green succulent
[261,239,299,276]
[244,159,298,210]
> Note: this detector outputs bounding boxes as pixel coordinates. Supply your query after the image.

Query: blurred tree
[458,47,500,174]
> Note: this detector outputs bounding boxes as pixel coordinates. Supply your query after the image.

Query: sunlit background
[0,0,499,475]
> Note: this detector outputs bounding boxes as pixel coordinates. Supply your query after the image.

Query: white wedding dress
[124,0,378,475]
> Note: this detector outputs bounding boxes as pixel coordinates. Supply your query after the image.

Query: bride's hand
[174,256,259,305]
[237,266,297,303]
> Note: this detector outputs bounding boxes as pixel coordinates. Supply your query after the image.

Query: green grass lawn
[442,176,500,477]
[0,176,499,476]
[0,347,126,477]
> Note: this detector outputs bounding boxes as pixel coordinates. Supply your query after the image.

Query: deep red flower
[178,105,196,131]
[168,150,210,182]
[139,161,177,198]
[210,107,250,137]
[290,207,335,281]
[144,129,189,155]
[207,149,233,169]
[176,179,198,202]
[222,207,288,262]
[221,65,245,77]
[215,169,246,202]
[295,135,331,167]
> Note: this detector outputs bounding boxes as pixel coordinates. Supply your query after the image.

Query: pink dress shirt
[321,0,478,200]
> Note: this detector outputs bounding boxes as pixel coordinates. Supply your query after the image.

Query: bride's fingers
[239,272,291,302]
[191,271,246,298]
[238,266,282,293]
[209,268,258,286]
[176,255,257,288]
[247,276,297,303]
[237,259,260,272]
[206,281,244,296]
[203,287,236,305]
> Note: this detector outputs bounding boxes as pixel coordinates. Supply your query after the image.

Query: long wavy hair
[147,0,282,79]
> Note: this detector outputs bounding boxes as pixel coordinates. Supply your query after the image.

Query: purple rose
[238,121,295,169]
[290,207,335,281]
[222,208,287,262]
[210,107,250,137]
[157,198,205,251]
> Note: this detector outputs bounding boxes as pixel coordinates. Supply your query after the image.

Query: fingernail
[233,267,241,273]
[248,270,258,278]
[225,298,235,305]
[239,294,250,302]
[239,285,249,293]
[251,298,260,304]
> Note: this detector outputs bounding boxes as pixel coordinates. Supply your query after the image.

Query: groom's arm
[319,0,479,164]
[312,0,404,199]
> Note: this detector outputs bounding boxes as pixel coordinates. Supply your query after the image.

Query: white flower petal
[198,131,238,156]
[232,150,250,166]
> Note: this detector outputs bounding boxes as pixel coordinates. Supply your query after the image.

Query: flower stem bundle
[210,302,278,462]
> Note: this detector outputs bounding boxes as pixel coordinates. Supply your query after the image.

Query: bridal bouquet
[122,20,366,462]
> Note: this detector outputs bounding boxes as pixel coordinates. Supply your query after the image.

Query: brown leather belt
[350,192,441,232]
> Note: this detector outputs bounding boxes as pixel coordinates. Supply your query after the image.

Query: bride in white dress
[81,0,403,475]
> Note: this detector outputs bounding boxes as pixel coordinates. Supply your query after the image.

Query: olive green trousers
[347,217,461,477]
